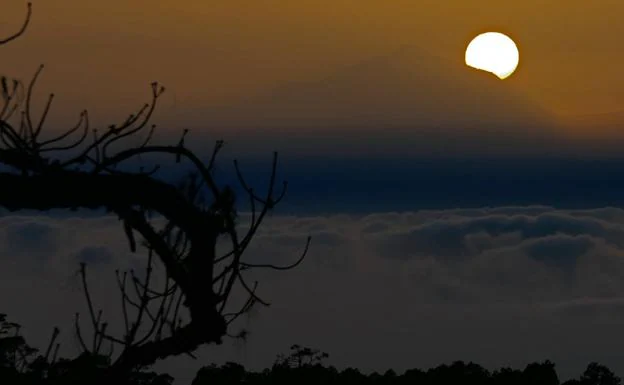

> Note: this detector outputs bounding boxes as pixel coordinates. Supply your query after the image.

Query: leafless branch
[0,2,32,46]
[0,3,311,382]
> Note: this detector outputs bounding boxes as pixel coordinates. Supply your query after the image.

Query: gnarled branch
[0,3,310,383]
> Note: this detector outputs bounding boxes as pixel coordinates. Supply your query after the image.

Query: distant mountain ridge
[193,46,565,158]
[209,45,555,132]
[560,109,624,137]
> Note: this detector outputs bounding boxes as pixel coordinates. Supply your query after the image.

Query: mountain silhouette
[203,45,562,158]
[561,109,624,137]
[217,46,552,129]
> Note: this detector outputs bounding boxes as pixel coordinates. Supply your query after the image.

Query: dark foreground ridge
[0,319,620,385]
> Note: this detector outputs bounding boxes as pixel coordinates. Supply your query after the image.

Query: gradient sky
[2,1,624,118]
[2,1,624,384]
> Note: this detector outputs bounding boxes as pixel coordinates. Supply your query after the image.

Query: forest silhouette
[0,318,621,385]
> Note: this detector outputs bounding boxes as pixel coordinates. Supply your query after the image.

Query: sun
[465,32,519,80]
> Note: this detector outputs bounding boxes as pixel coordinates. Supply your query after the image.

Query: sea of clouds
[2,206,624,383]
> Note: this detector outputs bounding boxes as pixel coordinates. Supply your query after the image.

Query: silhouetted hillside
[2,313,622,385]
[211,46,554,131]
[193,46,566,160]
[191,357,621,385]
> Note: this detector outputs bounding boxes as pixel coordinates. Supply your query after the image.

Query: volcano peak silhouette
[212,45,553,133]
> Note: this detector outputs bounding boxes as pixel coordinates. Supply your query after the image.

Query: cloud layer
[2,206,624,383]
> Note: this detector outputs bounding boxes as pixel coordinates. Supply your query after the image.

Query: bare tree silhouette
[0,3,310,383]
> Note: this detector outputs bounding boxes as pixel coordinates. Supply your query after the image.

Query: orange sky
[1,1,623,135]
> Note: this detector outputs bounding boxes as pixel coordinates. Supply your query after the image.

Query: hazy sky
[2,1,624,384]
[2,1,624,120]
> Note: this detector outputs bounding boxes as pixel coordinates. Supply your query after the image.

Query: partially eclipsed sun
[465,32,519,80]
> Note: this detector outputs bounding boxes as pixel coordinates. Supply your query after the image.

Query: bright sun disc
[465,32,519,79]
